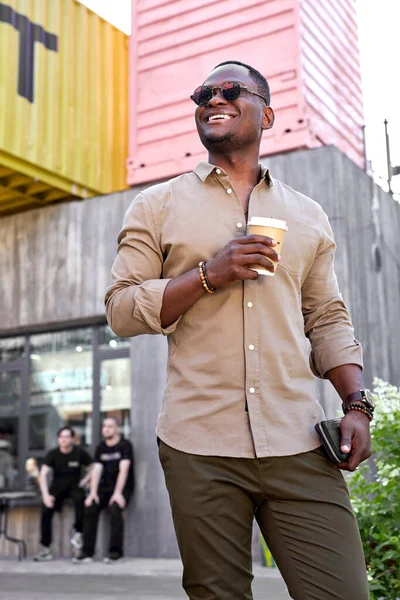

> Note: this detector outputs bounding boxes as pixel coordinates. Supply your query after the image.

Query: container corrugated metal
[0,0,128,215]
[300,0,364,167]
[127,0,364,185]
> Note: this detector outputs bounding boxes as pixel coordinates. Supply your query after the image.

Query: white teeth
[208,114,232,121]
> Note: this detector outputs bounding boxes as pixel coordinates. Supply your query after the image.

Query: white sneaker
[104,552,123,564]
[33,547,53,562]
[70,531,83,549]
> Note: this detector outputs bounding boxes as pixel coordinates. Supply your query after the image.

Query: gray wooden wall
[265,146,400,415]
[1,145,399,558]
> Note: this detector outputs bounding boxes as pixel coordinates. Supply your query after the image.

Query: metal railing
[363,120,400,201]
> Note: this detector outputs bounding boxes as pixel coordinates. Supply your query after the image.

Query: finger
[242,254,276,273]
[236,266,259,281]
[337,461,351,471]
[347,445,366,472]
[238,235,278,247]
[239,242,280,260]
[347,457,361,472]
[340,423,353,454]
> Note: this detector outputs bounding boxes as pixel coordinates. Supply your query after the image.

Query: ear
[262,106,275,131]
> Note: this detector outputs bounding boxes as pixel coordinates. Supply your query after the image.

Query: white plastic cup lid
[248,217,288,230]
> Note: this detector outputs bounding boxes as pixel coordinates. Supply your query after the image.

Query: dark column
[128,335,179,558]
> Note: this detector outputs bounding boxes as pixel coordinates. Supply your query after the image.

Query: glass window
[29,329,93,451]
[100,358,131,439]
[98,325,130,351]
[0,337,25,363]
[0,371,21,489]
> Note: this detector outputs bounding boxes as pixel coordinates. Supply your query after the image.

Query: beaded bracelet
[344,402,373,421]
[203,262,216,293]
[198,261,216,294]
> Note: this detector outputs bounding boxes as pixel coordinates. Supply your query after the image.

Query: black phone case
[315,418,350,464]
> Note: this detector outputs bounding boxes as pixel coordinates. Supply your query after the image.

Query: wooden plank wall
[0,144,399,402]
[0,505,74,558]
[0,190,134,333]
[0,145,399,559]
[0,504,130,559]
[265,146,400,415]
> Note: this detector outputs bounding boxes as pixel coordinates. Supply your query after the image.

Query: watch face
[362,390,375,409]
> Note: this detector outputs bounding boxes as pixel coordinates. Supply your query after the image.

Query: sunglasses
[190,80,268,107]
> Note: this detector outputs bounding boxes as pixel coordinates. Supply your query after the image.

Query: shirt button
[236,222,243,229]
[249,344,255,350]
[247,302,253,308]
[249,387,255,394]
[216,169,221,175]
[226,188,232,194]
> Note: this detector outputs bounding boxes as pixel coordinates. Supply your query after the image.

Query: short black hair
[103,416,120,427]
[213,60,270,105]
[57,426,75,438]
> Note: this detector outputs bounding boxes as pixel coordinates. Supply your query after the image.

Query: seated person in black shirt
[33,426,92,562]
[73,417,134,564]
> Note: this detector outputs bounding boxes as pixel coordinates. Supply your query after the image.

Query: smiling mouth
[206,114,235,123]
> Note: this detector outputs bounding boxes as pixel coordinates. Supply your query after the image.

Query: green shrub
[349,379,400,599]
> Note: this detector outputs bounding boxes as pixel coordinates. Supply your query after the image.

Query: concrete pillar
[127,334,179,558]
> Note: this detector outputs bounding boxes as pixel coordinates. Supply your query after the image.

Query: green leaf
[349,380,400,599]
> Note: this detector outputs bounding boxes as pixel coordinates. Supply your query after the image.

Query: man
[33,426,92,562]
[73,417,134,564]
[105,61,372,599]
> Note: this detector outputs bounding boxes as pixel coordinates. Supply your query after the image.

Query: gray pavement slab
[0,558,291,599]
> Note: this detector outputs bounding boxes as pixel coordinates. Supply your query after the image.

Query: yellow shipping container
[0,0,128,215]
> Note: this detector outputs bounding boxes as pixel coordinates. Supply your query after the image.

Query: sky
[78,0,400,195]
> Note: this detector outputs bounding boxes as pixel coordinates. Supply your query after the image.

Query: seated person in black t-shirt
[73,417,134,564]
[33,426,92,562]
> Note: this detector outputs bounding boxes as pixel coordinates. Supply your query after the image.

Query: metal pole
[362,125,368,172]
[384,119,393,194]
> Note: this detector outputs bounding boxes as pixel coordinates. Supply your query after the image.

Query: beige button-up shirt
[105,161,363,458]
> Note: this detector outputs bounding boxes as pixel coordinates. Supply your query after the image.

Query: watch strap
[343,390,374,415]
[345,391,364,404]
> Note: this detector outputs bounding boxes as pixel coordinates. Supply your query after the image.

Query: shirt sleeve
[43,450,55,468]
[80,448,92,466]
[302,210,363,379]
[94,445,102,464]
[121,440,134,462]
[105,192,181,338]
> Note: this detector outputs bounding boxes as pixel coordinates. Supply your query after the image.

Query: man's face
[194,64,273,152]
[58,430,74,450]
[102,419,118,440]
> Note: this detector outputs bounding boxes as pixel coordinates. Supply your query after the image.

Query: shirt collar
[193,160,273,187]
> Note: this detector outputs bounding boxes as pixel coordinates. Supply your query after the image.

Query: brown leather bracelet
[344,402,373,421]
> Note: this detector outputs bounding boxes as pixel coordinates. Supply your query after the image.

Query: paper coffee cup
[247,217,288,276]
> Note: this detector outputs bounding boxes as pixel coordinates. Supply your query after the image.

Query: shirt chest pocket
[277,219,319,278]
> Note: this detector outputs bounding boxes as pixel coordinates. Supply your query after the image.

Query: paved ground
[0,558,290,599]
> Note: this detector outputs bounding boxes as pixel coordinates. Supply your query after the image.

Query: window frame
[0,325,130,488]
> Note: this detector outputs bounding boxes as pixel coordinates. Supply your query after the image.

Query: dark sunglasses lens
[192,86,212,106]
[222,81,241,102]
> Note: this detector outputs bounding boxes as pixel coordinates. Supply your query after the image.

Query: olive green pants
[158,441,369,600]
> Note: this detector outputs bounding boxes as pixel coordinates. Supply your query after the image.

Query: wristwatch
[342,389,375,413]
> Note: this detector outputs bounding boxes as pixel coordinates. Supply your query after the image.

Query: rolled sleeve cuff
[133,278,181,335]
[310,337,364,379]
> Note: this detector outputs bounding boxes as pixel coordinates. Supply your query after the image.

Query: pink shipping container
[127,0,364,185]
